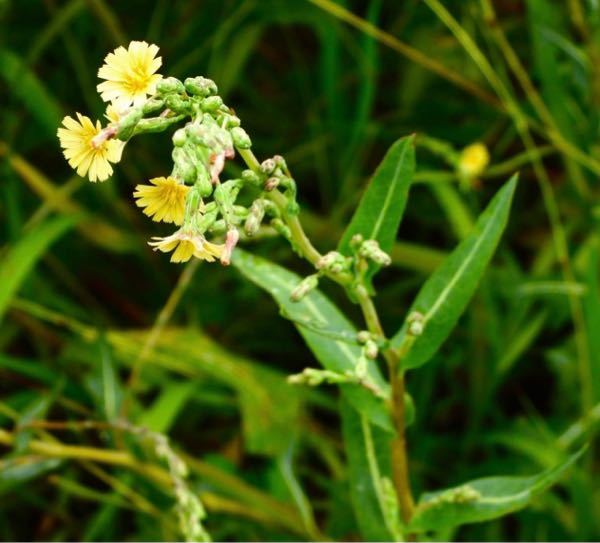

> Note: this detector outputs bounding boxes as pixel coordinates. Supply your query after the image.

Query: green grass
[0,0,599,540]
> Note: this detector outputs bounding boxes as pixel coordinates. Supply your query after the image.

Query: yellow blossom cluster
[57,41,162,182]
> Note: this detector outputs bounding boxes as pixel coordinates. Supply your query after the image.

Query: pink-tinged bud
[220,228,239,266]
[91,125,117,149]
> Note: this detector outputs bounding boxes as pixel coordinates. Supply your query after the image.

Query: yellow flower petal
[57,114,121,182]
[97,40,162,108]
[133,177,189,225]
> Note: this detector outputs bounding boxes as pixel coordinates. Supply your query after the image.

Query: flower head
[458,142,490,179]
[57,113,122,182]
[149,230,224,263]
[97,41,162,109]
[134,177,190,225]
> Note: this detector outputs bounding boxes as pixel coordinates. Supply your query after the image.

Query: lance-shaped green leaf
[0,215,77,323]
[391,175,517,369]
[409,447,585,533]
[341,398,398,541]
[338,135,415,256]
[232,250,393,432]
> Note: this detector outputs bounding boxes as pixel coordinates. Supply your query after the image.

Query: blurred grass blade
[409,447,586,533]
[391,175,517,370]
[232,249,393,432]
[338,135,415,257]
[138,382,196,434]
[0,215,76,323]
[0,49,62,136]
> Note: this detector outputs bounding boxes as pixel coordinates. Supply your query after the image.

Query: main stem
[238,147,415,526]
[355,286,415,525]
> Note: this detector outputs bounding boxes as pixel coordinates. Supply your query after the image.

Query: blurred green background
[0,0,599,540]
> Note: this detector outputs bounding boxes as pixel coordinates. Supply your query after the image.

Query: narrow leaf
[409,447,586,533]
[232,250,393,432]
[391,175,517,369]
[338,135,415,256]
[0,215,76,323]
[341,398,395,541]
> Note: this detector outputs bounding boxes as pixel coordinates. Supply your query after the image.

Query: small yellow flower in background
[149,230,224,263]
[134,177,190,225]
[97,41,162,109]
[458,142,490,179]
[57,113,122,182]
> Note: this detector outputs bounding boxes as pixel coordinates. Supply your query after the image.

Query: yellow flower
[57,113,122,182]
[134,177,190,225]
[97,41,162,109]
[149,230,224,263]
[458,142,490,178]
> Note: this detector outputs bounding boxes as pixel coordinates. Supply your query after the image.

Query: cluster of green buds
[91,73,301,265]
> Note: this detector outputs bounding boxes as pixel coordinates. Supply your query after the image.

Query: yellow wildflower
[149,230,224,263]
[458,142,490,178]
[103,105,126,161]
[57,113,122,182]
[133,177,190,225]
[97,41,162,109]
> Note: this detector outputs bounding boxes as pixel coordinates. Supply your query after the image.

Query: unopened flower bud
[142,98,164,115]
[116,107,143,140]
[220,228,239,266]
[165,94,191,115]
[201,95,224,112]
[356,330,371,344]
[350,233,364,249]
[359,239,392,267]
[230,127,252,149]
[364,340,379,360]
[260,158,276,175]
[290,274,319,302]
[184,76,218,97]
[156,77,185,95]
[264,177,279,191]
[172,147,197,184]
[458,142,489,178]
[244,200,265,237]
[407,311,424,336]
[241,169,261,186]
[172,128,187,147]
[223,115,241,128]
[316,251,350,275]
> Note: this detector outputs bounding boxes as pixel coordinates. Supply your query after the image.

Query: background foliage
[0,0,599,540]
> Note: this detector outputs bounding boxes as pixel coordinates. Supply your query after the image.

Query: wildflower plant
[56,41,586,541]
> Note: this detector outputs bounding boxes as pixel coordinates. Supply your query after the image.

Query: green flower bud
[290,274,319,302]
[264,177,279,191]
[165,94,191,115]
[350,233,364,249]
[356,330,371,344]
[116,107,143,140]
[172,128,187,147]
[407,311,424,336]
[230,127,252,149]
[142,98,164,115]
[241,169,261,186]
[364,340,378,360]
[184,76,218,97]
[316,251,350,275]
[244,199,266,237]
[223,115,241,128]
[359,239,392,267]
[201,95,224,112]
[172,147,197,184]
[260,158,276,175]
[156,77,185,95]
